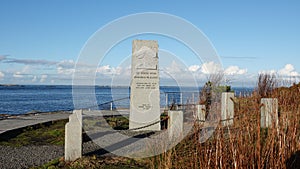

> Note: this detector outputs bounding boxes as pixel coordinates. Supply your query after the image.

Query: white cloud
[32,76,37,82]
[4,58,56,65]
[224,66,247,75]
[259,64,299,77]
[40,75,47,83]
[257,64,300,85]
[56,60,100,76]
[188,65,200,72]
[164,61,184,74]
[97,65,113,74]
[13,72,24,78]
[159,60,201,86]
[278,64,299,77]
[200,61,222,74]
[57,60,75,68]
[57,66,75,75]
[56,60,76,75]
[96,65,123,76]
[0,71,4,79]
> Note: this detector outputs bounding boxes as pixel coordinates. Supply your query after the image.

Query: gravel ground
[0,141,103,169]
[0,130,161,169]
[0,136,142,169]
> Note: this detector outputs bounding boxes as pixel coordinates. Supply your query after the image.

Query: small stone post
[221,92,234,126]
[65,109,82,161]
[260,98,278,128]
[196,105,206,123]
[168,110,183,140]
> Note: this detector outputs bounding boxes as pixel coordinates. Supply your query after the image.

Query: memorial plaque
[129,40,160,131]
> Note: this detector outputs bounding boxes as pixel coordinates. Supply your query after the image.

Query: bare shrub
[199,73,224,116]
[257,73,277,98]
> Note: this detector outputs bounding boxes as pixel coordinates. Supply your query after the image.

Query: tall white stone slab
[65,110,82,161]
[168,110,183,140]
[221,92,234,126]
[261,98,278,128]
[196,105,206,123]
[129,40,160,131]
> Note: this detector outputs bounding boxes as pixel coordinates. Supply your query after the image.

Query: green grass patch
[105,116,129,130]
[0,119,68,147]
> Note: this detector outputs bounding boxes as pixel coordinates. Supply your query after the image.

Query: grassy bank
[0,119,68,146]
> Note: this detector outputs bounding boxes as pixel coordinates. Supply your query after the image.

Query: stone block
[65,109,82,161]
[261,98,278,128]
[196,105,206,123]
[221,92,234,126]
[168,110,183,140]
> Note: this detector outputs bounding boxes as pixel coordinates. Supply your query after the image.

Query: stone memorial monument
[129,40,161,131]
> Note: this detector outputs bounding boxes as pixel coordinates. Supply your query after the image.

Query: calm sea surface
[0,85,253,115]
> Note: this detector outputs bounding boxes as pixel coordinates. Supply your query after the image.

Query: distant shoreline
[0,84,24,87]
[0,84,255,89]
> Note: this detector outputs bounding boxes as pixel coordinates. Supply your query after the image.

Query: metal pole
[192,93,195,104]
[180,92,183,106]
[165,93,168,109]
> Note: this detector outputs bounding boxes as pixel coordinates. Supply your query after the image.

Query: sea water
[0,85,253,115]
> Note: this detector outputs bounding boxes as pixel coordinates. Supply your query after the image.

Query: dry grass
[149,75,300,169]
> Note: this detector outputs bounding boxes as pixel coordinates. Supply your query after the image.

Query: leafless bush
[257,73,277,98]
[199,73,224,116]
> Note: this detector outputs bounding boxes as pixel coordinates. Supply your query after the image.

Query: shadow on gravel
[84,131,155,156]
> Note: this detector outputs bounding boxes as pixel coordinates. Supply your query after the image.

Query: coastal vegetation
[148,75,300,168]
[1,75,300,168]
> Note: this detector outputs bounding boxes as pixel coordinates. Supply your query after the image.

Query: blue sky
[0,0,299,86]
